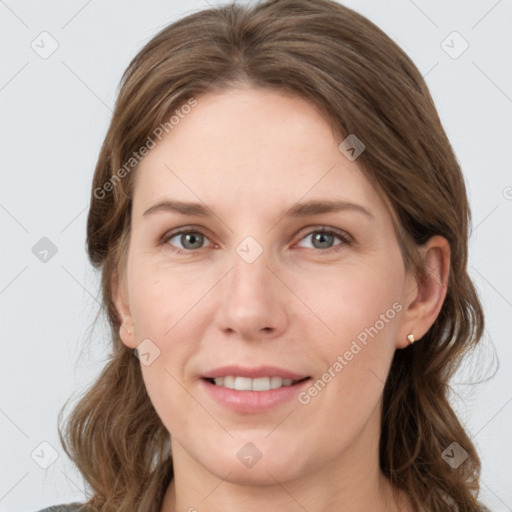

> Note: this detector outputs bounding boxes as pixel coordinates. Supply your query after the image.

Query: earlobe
[111,270,137,348]
[398,235,450,348]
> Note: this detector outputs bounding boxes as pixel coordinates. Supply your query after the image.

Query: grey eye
[298,230,343,250]
[168,232,206,250]
[310,232,336,249]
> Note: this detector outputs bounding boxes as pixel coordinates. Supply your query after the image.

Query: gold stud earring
[407,333,415,344]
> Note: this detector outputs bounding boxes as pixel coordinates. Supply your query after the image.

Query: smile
[205,376,308,391]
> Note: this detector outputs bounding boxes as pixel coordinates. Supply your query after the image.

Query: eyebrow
[142,199,374,219]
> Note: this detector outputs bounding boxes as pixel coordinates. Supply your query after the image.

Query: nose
[215,252,289,341]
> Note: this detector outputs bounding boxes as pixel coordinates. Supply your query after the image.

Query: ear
[397,235,450,348]
[111,268,137,349]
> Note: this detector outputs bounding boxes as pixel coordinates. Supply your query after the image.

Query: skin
[112,87,450,512]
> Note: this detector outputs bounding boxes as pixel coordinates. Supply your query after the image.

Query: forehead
[133,88,386,220]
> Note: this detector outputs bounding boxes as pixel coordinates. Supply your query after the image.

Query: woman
[38,0,489,510]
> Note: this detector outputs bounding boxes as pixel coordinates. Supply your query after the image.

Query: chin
[207,459,302,487]
[192,438,309,487]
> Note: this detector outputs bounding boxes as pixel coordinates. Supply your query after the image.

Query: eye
[163,229,212,252]
[161,226,351,255]
[296,228,351,253]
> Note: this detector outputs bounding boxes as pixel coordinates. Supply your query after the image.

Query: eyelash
[160,226,352,256]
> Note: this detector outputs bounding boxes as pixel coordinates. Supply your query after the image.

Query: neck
[162,466,410,512]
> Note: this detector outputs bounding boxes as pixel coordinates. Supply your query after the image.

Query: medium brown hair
[58,1,489,510]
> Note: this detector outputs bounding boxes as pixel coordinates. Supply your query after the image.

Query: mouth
[199,365,312,412]
[202,375,311,391]
[200,373,313,413]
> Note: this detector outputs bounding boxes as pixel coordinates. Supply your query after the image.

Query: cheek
[127,259,210,375]
[298,254,404,402]
[294,270,403,437]
[128,258,205,337]
[130,270,204,429]
[303,257,404,345]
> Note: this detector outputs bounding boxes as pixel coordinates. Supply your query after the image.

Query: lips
[200,374,312,413]
[199,365,311,411]
[201,365,309,381]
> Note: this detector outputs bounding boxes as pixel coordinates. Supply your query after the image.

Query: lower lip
[200,378,311,414]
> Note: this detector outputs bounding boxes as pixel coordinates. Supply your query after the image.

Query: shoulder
[36,503,85,512]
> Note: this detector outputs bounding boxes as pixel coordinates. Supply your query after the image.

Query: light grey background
[1,0,511,510]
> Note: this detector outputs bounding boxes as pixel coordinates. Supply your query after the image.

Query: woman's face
[115,87,421,486]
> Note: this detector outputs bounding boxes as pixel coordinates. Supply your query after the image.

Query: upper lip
[201,365,309,380]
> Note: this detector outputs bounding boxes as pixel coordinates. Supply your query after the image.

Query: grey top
[36,504,84,512]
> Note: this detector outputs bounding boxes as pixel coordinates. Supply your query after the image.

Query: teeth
[211,376,298,391]
[234,376,253,391]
